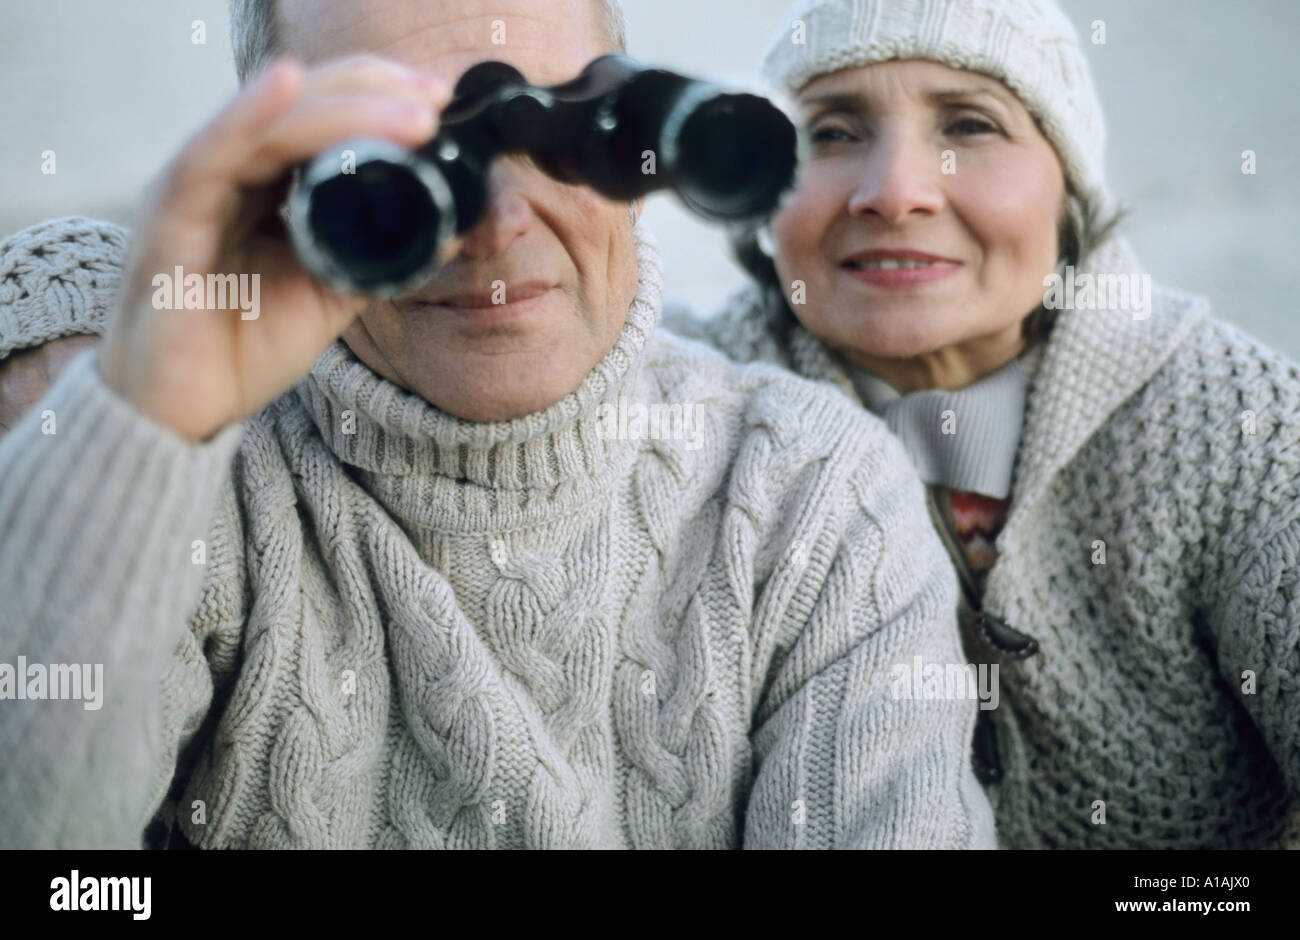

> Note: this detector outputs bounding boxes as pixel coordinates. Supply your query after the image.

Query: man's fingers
[233,93,439,186]
[149,55,446,228]
[178,54,445,196]
[301,53,449,105]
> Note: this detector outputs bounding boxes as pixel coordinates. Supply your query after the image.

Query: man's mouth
[424,281,555,309]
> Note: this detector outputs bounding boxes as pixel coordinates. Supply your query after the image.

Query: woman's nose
[456,161,534,259]
[846,133,945,225]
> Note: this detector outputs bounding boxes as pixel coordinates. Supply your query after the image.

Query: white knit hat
[761,0,1110,208]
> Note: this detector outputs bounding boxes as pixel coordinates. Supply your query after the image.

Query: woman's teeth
[846,259,942,270]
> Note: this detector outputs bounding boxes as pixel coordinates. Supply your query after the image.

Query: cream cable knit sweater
[0,216,995,849]
[663,236,1300,849]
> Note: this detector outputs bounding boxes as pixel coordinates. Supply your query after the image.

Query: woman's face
[771,59,1067,389]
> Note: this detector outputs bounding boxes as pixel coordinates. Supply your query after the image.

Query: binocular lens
[672,94,797,221]
[291,141,457,296]
[309,162,439,292]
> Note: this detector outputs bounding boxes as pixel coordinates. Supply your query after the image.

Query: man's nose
[846,131,945,225]
[454,160,533,260]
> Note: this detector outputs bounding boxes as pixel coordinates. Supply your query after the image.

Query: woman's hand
[0,335,102,442]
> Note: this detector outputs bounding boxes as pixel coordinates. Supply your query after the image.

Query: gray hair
[1022,186,1127,344]
[230,0,627,85]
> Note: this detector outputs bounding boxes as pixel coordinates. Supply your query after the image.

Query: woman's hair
[1026,184,1128,342]
[733,119,1127,346]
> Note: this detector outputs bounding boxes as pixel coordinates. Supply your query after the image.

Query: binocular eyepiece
[286,55,798,296]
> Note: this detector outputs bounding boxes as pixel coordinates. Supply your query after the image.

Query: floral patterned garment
[947,488,1012,589]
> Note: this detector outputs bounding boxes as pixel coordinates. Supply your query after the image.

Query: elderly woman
[666,0,1300,848]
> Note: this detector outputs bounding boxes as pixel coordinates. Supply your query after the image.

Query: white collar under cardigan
[0,215,996,850]
[842,352,1031,500]
[662,235,1300,849]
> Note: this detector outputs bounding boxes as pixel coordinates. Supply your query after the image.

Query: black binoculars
[285,54,798,296]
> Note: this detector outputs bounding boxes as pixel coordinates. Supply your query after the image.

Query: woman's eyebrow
[799,92,868,115]
[801,86,1014,115]
[927,87,1013,109]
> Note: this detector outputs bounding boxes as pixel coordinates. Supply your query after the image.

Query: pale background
[2,0,1296,357]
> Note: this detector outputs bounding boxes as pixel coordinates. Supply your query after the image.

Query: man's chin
[408,355,584,423]
[380,292,625,422]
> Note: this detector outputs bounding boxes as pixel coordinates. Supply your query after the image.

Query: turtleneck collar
[293,222,663,533]
[844,355,1029,499]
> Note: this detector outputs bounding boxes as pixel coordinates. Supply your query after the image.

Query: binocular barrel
[286,55,798,296]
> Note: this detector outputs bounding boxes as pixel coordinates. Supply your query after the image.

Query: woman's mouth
[840,257,962,288]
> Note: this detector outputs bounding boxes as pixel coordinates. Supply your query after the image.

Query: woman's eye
[809,125,856,144]
[948,118,998,136]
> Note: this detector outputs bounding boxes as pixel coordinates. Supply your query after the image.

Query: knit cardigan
[662,235,1300,849]
[0,216,995,850]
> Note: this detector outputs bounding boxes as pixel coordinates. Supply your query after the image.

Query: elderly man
[0,0,993,849]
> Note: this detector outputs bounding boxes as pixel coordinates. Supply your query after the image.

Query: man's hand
[98,55,450,443]
[0,335,102,441]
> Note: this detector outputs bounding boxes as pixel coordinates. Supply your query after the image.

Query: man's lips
[422,281,556,309]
